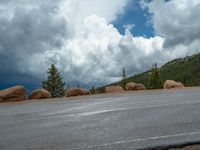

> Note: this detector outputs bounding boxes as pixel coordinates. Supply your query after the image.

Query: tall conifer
[42,64,65,97]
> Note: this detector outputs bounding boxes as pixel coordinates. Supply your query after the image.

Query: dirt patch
[169,144,200,150]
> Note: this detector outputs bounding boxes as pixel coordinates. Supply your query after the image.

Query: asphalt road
[0,88,200,150]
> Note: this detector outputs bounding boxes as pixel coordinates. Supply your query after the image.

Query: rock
[126,82,137,90]
[0,85,26,102]
[126,82,146,90]
[66,88,81,97]
[29,89,51,100]
[135,83,146,90]
[105,86,124,93]
[80,89,90,95]
[66,88,90,97]
[164,80,184,89]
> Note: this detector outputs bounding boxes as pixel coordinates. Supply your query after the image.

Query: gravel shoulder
[169,144,200,150]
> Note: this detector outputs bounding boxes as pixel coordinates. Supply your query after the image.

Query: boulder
[164,80,184,89]
[126,82,146,90]
[66,88,90,97]
[66,88,81,97]
[80,88,91,95]
[135,83,146,90]
[29,89,51,100]
[126,82,137,90]
[105,86,124,93]
[0,85,26,102]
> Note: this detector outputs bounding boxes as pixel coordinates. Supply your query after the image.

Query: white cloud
[27,15,164,86]
[142,0,200,48]
[0,0,200,88]
[59,0,129,23]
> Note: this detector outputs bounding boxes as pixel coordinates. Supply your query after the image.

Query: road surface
[0,88,200,150]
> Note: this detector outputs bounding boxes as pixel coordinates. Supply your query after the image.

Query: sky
[0,0,200,91]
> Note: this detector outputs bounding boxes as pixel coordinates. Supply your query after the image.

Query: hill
[95,53,200,93]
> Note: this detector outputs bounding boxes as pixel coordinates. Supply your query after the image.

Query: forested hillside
[96,53,200,93]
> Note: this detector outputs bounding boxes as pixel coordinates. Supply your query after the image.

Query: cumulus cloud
[0,0,131,87]
[0,0,200,89]
[142,0,200,48]
[25,15,164,86]
[59,0,129,23]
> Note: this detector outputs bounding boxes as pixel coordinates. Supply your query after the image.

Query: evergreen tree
[122,67,127,78]
[42,64,65,97]
[149,63,162,89]
[67,84,70,90]
[121,67,127,89]
[90,85,95,94]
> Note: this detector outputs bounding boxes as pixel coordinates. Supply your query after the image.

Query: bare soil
[169,144,200,150]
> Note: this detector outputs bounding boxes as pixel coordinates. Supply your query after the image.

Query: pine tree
[149,63,162,89]
[122,67,127,78]
[67,84,70,90]
[121,67,127,89]
[42,64,65,97]
[90,85,95,94]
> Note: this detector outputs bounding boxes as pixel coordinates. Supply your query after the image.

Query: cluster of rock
[105,82,146,93]
[0,80,185,102]
[105,80,184,93]
[0,86,52,102]
[0,85,91,102]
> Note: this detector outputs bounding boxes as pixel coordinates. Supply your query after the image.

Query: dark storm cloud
[0,0,68,87]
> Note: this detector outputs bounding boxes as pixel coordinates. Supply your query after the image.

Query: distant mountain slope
[160,54,200,86]
[96,53,200,93]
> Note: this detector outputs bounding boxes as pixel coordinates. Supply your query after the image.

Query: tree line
[42,53,200,96]
[111,53,200,91]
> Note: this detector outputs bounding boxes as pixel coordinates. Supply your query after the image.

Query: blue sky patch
[112,0,155,37]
